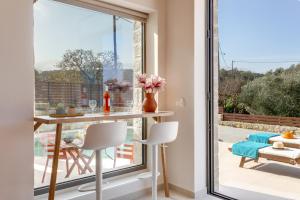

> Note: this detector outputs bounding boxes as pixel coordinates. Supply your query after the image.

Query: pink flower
[136,73,166,94]
[136,74,147,87]
[144,78,154,93]
[152,75,166,89]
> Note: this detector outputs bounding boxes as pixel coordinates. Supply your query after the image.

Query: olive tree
[239,65,300,117]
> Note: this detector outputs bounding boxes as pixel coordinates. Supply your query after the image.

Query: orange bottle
[103,86,110,114]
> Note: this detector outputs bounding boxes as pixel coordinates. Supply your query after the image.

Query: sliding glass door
[208,0,300,199]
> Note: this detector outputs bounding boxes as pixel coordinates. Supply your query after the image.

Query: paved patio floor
[218,125,300,200]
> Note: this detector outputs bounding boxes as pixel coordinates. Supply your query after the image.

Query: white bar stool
[81,122,127,200]
[136,121,178,200]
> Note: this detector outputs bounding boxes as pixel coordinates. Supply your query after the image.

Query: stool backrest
[147,121,179,145]
[82,122,127,150]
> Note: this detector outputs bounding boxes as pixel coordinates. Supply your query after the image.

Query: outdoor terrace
[218,125,300,200]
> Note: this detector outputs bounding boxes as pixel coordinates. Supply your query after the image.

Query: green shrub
[223,98,250,114]
[239,65,300,117]
[236,103,249,114]
[224,97,234,113]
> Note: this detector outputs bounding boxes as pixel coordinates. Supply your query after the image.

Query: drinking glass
[89,100,97,113]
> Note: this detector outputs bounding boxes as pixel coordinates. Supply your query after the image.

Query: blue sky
[219,0,300,73]
[34,0,136,71]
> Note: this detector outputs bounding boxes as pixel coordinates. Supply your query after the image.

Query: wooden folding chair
[66,149,95,177]
[113,144,134,168]
[40,134,81,183]
[42,144,70,183]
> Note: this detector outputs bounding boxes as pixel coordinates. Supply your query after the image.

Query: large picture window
[33,0,145,194]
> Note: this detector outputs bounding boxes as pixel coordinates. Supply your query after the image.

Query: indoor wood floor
[135,190,217,200]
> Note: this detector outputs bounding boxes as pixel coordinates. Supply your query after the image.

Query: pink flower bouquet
[136,74,166,93]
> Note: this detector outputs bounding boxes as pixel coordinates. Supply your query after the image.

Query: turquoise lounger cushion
[248,132,280,144]
[232,141,271,159]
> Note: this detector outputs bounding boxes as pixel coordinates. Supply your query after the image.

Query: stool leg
[152,144,158,200]
[96,150,102,200]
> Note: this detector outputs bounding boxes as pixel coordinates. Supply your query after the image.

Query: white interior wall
[165,0,196,192]
[0,1,34,200]
[164,0,207,196]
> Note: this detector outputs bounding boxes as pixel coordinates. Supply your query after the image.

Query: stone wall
[132,21,143,165]
[213,0,220,189]
[220,120,300,135]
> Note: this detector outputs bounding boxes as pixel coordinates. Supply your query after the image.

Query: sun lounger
[269,136,300,148]
[246,134,300,148]
[229,145,300,167]
[232,141,270,159]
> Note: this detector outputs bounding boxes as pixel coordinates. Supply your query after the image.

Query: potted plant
[68,104,77,115]
[55,103,66,115]
[137,74,166,112]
